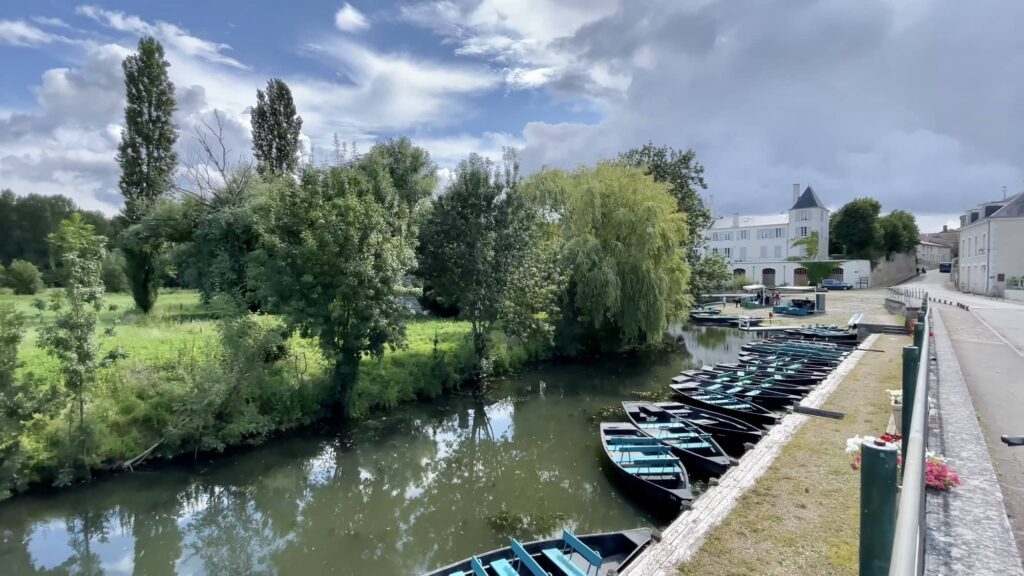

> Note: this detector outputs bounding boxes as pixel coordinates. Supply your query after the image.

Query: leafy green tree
[0,304,26,498]
[365,137,437,209]
[252,78,303,176]
[6,260,44,295]
[526,163,692,352]
[791,230,821,260]
[118,36,178,312]
[38,214,106,476]
[249,158,416,414]
[620,144,710,294]
[417,154,547,374]
[878,210,920,255]
[690,252,731,296]
[101,250,130,293]
[830,198,882,258]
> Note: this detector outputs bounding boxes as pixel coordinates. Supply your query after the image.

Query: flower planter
[892,402,903,434]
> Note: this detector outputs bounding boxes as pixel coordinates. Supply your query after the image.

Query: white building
[704,184,866,287]
[957,193,1024,295]
[916,240,953,269]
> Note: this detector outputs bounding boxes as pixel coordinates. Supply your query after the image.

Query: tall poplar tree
[117,36,177,313]
[251,78,303,176]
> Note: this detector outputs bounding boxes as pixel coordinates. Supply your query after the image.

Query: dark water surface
[0,327,751,576]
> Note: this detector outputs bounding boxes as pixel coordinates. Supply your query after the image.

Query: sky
[1,1,1023,232]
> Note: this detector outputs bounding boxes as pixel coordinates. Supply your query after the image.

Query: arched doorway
[762,268,776,287]
[831,267,844,281]
[733,268,746,278]
[793,267,808,286]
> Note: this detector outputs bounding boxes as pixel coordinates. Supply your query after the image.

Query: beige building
[917,240,952,269]
[957,193,1024,295]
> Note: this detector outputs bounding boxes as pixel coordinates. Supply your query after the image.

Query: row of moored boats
[424,325,859,576]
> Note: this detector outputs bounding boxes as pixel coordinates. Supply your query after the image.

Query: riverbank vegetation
[0,35,725,497]
[676,334,904,576]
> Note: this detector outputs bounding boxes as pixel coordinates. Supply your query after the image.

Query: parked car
[820,278,853,290]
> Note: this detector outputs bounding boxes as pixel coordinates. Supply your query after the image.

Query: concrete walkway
[926,311,1023,575]
[904,270,1024,556]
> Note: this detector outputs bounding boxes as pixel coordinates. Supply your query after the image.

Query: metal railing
[889,304,931,575]
[887,287,927,307]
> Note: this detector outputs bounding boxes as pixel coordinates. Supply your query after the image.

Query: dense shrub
[102,250,130,293]
[6,260,44,295]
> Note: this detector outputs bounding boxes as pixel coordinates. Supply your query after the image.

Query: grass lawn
[677,333,907,576]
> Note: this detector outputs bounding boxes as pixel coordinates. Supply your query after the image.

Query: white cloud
[76,5,250,70]
[30,16,73,29]
[0,19,72,46]
[334,3,370,33]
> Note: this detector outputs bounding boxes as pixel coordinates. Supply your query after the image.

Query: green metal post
[860,440,899,576]
[913,322,924,351]
[901,346,918,457]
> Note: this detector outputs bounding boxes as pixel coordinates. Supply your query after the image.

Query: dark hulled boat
[421,528,653,576]
[620,401,733,477]
[669,384,780,427]
[671,380,801,409]
[653,401,764,454]
[676,368,816,391]
[599,423,694,517]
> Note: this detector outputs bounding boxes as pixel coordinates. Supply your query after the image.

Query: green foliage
[791,230,821,260]
[365,137,437,209]
[249,158,416,414]
[37,214,107,479]
[417,153,550,373]
[0,304,25,497]
[527,163,692,352]
[101,250,130,293]
[119,36,178,313]
[732,275,754,290]
[799,261,838,286]
[6,260,44,295]
[690,253,731,296]
[830,198,881,259]
[252,78,303,176]
[619,144,710,294]
[878,210,919,255]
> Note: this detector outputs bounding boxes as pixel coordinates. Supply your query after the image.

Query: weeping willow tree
[526,163,692,353]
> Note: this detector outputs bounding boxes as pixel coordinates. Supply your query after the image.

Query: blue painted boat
[620,401,733,477]
[422,528,653,576]
[600,422,694,517]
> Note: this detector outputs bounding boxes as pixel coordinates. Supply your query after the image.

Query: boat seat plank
[448,572,466,576]
[667,441,711,450]
[562,529,602,567]
[614,456,677,466]
[489,559,518,576]
[542,549,587,576]
[606,436,659,444]
[511,540,548,576]
[622,466,680,475]
[607,444,672,452]
[470,557,488,576]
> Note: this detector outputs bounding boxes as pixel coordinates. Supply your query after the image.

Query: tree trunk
[332,349,361,417]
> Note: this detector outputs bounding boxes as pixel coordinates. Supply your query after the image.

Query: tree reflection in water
[0,334,754,575]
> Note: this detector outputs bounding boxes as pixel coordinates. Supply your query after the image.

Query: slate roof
[989,193,1024,219]
[709,213,789,229]
[791,185,825,210]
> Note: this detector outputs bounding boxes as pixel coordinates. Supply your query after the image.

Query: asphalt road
[904,270,1024,554]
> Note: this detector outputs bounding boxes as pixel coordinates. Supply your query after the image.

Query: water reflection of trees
[2,381,663,575]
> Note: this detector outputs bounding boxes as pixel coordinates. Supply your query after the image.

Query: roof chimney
[707,193,715,216]
[942,225,948,232]
[732,212,740,227]
[792,183,800,206]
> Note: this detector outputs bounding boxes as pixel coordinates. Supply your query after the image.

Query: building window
[739,247,747,260]
[775,227,785,238]
[800,210,809,221]
[740,230,749,240]
[760,246,768,258]
[799,226,808,237]
[774,245,782,258]
[712,247,719,254]
[724,247,732,258]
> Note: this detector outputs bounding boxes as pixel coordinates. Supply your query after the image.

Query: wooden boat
[714,363,827,383]
[620,401,733,477]
[669,384,779,427]
[422,527,653,576]
[727,316,764,327]
[783,327,859,342]
[689,312,734,326]
[600,423,694,516]
[678,368,817,390]
[652,401,765,454]
[741,343,847,361]
[671,380,801,409]
[738,352,840,369]
[672,374,811,397]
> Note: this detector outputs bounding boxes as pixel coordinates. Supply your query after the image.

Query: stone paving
[925,311,1024,575]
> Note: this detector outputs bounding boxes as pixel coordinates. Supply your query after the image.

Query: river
[0,326,751,575]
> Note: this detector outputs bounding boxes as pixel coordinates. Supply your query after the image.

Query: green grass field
[2,288,530,495]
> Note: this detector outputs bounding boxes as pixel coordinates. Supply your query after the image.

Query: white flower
[887,389,903,405]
